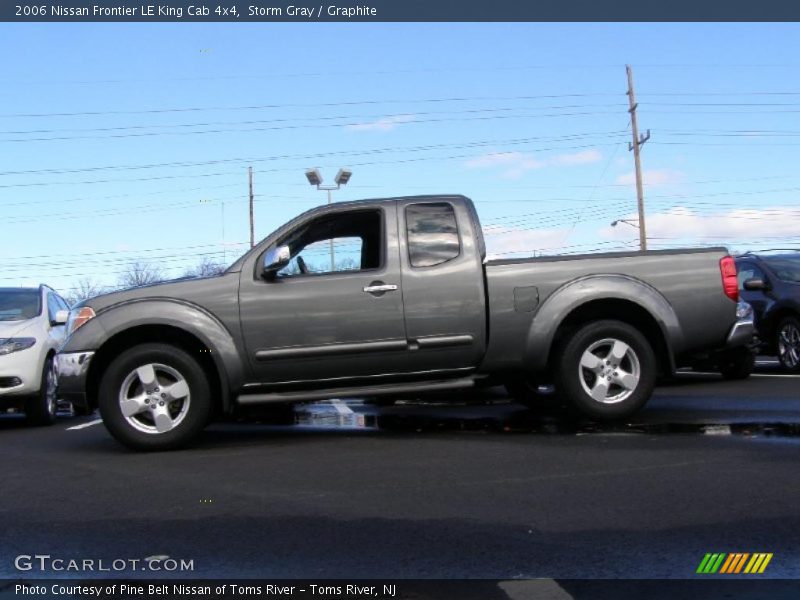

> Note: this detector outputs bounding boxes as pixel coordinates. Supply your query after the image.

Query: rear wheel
[25,355,58,426]
[555,320,656,420]
[98,343,212,451]
[776,316,800,373]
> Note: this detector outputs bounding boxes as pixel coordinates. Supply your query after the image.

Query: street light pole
[304,168,353,273]
[327,188,334,271]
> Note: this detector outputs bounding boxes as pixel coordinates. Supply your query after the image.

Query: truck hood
[79,272,238,313]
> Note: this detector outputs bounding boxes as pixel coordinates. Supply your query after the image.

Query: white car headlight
[0,337,36,356]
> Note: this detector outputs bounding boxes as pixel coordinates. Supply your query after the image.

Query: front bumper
[0,347,41,397]
[55,351,94,406]
[726,301,756,348]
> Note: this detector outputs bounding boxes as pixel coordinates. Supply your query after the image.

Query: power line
[0,93,624,119]
[0,242,249,263]
[0,104,626,136]
[0,141,623,189]
[0,130,628,177]
[0,110,624,143]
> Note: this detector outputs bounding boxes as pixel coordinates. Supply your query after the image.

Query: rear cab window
[405,202,460,267]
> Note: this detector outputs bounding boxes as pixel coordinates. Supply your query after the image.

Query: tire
[776,316,800,373]
[719,347,756,380]
[98,343,212,451]
[554,320,656,420]
[25,354,58,426]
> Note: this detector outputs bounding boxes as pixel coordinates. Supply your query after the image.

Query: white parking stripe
[66,419,102,430]
[683,371,800,379]
[330,399,354,415]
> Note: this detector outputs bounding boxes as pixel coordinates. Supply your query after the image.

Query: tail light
[720,256,739,302]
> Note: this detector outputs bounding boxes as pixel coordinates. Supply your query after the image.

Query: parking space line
[66,419,102,430]
[685,371,800,379]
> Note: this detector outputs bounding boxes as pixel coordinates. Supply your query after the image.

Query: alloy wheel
[778,322,800,369]
[45,361,58,416]
[578,338,641,404]
[118,363,191,434]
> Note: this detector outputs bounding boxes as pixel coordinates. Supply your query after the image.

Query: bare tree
[118,261,164,289]
[65,278,105,306]
[182,256,226,279]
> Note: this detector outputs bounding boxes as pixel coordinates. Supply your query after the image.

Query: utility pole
[626,64,650,251]
[248,166,255,248]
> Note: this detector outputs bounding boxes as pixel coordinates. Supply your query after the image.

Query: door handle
[363,283,398,293]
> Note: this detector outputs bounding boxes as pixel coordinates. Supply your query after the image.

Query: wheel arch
[766,305,800,343]
[524,275,681,377]
[80,301,245,414]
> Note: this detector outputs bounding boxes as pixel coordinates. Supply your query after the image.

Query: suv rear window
[406,203,460,267]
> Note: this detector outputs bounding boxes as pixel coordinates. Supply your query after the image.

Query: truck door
[396,199,488,373]
[238,204,410,384]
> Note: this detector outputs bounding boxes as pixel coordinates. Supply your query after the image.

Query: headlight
[66,306,96,337]
[0,337,36,356]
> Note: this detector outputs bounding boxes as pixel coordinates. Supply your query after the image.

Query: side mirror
[262,245,291,277]
[743,277,769,292]
[53,309,69,326]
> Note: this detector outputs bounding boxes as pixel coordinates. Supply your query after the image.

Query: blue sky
[1,23,799,295]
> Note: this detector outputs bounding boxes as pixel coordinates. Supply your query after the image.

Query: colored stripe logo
[697,553,772,574]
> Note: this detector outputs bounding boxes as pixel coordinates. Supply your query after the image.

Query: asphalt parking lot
[1,363,799,581]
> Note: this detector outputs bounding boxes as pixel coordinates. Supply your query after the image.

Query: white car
[0,285,69,425]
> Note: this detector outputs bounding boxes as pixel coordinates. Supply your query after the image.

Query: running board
[236,377,476,405]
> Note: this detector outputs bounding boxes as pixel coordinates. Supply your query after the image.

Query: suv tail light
[720,256,739,302]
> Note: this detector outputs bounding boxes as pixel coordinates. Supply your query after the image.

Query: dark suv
[736,251,800,372]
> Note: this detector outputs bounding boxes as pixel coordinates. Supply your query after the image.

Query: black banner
[3,0,800,22]
[5,580,800,600]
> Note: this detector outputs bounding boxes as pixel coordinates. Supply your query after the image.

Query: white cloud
[550,149,604,167]
[465,149,602,179]
[346,114,415,132]
[615,169,685,186]
[600,205,800,245]
[482,224,570,257]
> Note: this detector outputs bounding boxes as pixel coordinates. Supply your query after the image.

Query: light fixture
[305,168,323,186]
[334,168,352,186]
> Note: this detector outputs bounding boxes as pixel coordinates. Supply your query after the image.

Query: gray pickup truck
[57,195,754,450]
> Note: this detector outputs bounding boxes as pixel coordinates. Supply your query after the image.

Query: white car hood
[0,319,36,339]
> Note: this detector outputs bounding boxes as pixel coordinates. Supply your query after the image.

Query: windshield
[0,290,41,321]
[762,255,800,283]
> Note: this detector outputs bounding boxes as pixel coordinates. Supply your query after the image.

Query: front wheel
[26,355,58,426]
[98,343,212,451]
[776,316,800,373]
[555,320,656,420]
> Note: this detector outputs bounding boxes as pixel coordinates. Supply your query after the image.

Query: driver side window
[276,209,382,278]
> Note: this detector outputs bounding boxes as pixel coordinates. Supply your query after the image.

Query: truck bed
[481,247,735,371]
